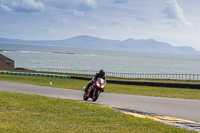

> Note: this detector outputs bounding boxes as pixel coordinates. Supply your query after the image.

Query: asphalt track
[0,81,200,123]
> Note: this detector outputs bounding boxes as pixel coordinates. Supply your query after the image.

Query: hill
[0,35,198,54]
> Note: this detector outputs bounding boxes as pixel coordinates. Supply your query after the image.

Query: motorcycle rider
[84,69,106,93]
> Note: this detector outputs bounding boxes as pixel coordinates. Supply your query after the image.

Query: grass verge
[0,91,196,133]
[1,74,200,100]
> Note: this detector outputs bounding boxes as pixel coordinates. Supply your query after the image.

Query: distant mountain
[0,35,198,54]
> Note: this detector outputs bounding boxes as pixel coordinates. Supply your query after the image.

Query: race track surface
[0,81,200,123]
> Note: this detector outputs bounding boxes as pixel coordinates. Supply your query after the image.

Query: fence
[15,67,200,81]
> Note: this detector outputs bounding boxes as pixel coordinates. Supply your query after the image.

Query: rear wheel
[83,92,89,101]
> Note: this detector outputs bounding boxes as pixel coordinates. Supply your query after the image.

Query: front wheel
[92,91,100,102]
[83,92,89,101]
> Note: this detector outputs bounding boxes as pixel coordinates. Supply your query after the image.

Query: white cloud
[125,25,132,30]
[80,0,98,8]
[11,1,19,7]
[61,18,68,24]
[4,0,46,12]
[22,0,46,11]
[53,15,68,24]
[114,0,129,4]
[162,0,191,26]
[48,28,56,34]
[73,10,84,17]
[49,0,98,11]
[1,4,12,12]
[47,0,97,11]
[87,25,96,30]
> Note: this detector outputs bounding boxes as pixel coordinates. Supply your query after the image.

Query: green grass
[1,74,200,100]
[106,84,200,100]
[0,91,196,133]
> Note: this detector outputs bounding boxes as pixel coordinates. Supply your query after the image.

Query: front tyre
[83,92,89,101]
[92,91,100,102]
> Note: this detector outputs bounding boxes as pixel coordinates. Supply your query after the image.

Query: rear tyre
[83,92,89,101]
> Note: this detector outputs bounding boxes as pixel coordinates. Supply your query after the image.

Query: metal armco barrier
[70,76,200,89]
[107,79,200,89]
[0,71,70,79]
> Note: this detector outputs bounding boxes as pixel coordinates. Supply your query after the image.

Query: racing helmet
[99,69,105,76]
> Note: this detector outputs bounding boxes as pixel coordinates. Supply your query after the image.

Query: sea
[1,44,200,74]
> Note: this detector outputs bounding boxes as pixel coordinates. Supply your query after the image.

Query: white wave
[2,50,11,53]
[21,51,30,53]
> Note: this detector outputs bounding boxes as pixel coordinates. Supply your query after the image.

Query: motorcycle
[83,78,106,102]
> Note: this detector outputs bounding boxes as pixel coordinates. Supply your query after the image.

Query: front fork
[93,88,96,96]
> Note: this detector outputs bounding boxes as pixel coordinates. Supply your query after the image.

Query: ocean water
[1,45,200,74]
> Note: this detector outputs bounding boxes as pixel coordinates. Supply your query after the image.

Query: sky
[0,0,200,50]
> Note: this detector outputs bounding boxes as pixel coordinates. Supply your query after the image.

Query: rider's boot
[83,86,86,92]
